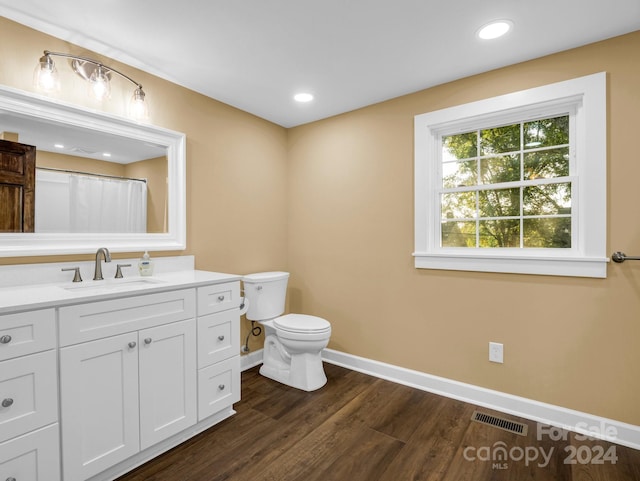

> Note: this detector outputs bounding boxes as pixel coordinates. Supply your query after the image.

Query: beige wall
[0,17,288,351]
[288,31,640,426]
[36,151,126,177]
[1,15,638,426]
[125,156,167,233]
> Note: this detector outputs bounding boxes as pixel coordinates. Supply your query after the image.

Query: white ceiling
[0,1,639,127]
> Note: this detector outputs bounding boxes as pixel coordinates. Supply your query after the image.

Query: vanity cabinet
[0,271,241,481]
[0,309,60,481]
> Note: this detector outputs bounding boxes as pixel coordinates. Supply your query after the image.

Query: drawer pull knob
[218,335,225,341]
[2,398,14,408]
[217,295,225,301]
[128,341,137,349]
[7,477,17,481]
[218,384,225,390]
[0,335,11,344]
[144,338,153,345]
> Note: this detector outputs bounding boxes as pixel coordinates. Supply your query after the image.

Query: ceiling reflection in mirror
[0,110,168,234]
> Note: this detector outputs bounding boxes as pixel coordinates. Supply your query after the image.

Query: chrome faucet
[93,247,112,280]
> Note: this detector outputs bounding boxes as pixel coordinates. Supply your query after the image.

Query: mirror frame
[0,85,186,257]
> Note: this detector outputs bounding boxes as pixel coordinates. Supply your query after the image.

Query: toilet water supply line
[240,292,262,353]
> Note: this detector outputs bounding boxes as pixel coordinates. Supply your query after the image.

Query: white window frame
[414,72,607,278]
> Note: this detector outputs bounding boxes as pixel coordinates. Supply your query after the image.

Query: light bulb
[33,55,60,93]
[294,92,314,103]
[129,87,149,120]
[477,20,512,40]
[89,65,111,100]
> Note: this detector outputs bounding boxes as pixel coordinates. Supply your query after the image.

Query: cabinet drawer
[0,350,58,443]
[59,288,196,346]
[197,282,241,316]
[197,356,240,421]
[197,310,240,368]
[0,423,60,481]
[0,309,55,361]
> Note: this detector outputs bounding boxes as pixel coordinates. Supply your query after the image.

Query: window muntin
[414,73,607,277]
[440,115,572,249]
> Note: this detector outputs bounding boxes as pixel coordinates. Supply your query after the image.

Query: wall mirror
[0,85,186,257]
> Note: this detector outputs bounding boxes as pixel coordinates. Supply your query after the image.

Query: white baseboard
[322,348,640,451]
[240,349,264,371]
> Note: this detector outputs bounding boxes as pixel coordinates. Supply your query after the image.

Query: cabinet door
[139,319,196,450]
[0,139,35,233]
[60,333,140,481]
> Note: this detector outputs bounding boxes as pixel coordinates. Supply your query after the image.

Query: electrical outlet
[489,342,504,363]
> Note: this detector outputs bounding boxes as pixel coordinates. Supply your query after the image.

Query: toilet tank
[243,271,290,321]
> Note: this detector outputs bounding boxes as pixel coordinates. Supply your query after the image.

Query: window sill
[413,252,608,278]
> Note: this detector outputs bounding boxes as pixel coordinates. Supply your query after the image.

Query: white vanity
[0,257,241,481]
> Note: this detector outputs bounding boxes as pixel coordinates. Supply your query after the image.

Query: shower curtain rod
[36,166,147,183]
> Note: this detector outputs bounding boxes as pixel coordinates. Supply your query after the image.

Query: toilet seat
[274,313,331,334]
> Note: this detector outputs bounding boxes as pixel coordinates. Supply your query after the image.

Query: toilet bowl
[243,272,332,391]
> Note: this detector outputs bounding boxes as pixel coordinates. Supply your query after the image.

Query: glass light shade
[129,87,149,120]
[33,56,60,93]
[89,65,111,100]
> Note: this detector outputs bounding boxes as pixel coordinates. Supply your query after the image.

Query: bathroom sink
[61,277,166,293]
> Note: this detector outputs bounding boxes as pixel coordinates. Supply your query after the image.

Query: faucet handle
[61,267,83,283]
[115,264,132,279]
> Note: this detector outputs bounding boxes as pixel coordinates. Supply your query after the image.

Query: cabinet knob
[2,398,14,408]
[217,295,225,301]
[144,338,152,345]
[218,335,225,341]
[128,341,137,349]
[0,335,11,344]
[7,477,17,481]
[218,384,225,390]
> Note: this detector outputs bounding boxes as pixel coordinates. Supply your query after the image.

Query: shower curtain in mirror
[35,169,147,233]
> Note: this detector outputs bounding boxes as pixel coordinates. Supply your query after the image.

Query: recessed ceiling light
[294,92,314,103]
[477,20,512,40]
[102,152,111,157]
[54,143,64,149]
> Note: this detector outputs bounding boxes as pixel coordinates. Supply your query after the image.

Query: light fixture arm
[42,50,143,90]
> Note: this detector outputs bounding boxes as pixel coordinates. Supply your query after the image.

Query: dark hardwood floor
[117,364,640,481]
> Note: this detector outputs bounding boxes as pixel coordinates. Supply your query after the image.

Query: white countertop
[0,270,241,315]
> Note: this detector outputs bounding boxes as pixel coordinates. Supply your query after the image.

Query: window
[414,73,607,277]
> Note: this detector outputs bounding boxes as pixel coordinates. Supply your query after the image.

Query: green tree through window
[440,115,571,248]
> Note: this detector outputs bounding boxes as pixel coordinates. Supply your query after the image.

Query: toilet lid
[274,314,331,333]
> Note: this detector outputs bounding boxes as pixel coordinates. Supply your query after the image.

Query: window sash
[436,112,575,251]
[414,72,607,277]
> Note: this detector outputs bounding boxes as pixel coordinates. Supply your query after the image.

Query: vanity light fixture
[34,50,149,120]
[477,20,512,40]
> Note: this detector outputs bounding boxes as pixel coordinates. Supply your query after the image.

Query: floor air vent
[471,411,528,436]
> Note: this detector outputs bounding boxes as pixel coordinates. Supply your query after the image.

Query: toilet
[243,272,331,391]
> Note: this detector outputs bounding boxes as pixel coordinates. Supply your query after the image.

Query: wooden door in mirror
[0,139,35,232]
